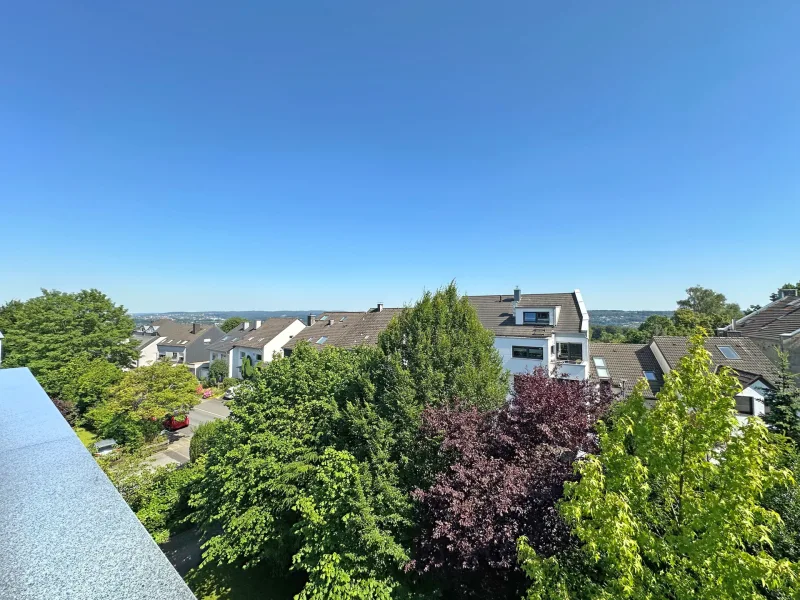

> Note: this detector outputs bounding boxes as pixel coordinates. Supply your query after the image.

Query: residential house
[590,336,779,422]
[467,288,590,380]
[229,317,305,378]
[132,319,224,375]
[719,288,800,375]
[283,304,401,355]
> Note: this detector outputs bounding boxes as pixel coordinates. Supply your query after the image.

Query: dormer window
[523,311,550,324]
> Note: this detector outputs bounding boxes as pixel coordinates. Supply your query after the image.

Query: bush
[208,360,228,384]
[221,377,239,390]
[190,420,227,463]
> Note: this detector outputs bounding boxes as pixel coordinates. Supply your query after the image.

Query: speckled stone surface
[0,368,197,600]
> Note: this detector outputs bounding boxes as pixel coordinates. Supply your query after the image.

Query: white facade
[496,290,590,381]
[229,319,306,379]
[137,337,164,367]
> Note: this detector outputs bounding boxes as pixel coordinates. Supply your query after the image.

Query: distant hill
[134,309,672,330]
[589,310,673,328]
[132,310,327,326]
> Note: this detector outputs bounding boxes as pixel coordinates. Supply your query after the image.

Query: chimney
[307,314,316,327]
[192,322,198,335]
[255,320,262,329]
[241,321,250,331]
[514,287,521,302]
[780,288,798,299]
[377,302,384,312]
[328,317,334,326]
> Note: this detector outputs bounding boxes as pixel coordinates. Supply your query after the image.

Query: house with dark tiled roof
[720,288,800,375]
[132,319,224,372]
[283,304,401,355]
[590,336,779,422]
[467,288,590,380]
[208,318,305,379]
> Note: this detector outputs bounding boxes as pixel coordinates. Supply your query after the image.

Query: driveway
[149,398,230,467]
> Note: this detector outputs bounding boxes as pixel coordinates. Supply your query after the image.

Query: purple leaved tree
[410,370,612,599]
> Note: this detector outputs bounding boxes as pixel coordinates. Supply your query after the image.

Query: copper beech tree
[410,370,612,599]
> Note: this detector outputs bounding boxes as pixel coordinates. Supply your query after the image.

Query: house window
[557,343,583,361]
[593,357,610,378]
[256,354,262,361]
[512,346,544,360]
[643,371,657,381]
[718,345,741,360]
[523,311,550,324]
[240,351,246,359]
[159,353,166,359]
[735,395,754,415]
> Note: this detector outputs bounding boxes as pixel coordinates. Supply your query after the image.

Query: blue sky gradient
[1,2,798,312]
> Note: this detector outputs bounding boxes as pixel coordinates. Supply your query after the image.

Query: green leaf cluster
[0,289,137,397]
[520,332,799,599]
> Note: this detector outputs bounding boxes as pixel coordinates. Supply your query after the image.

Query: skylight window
[717,345,741,360]
[340,316,347,322]
[592,357,609,379]
[317,336,328,344]
[643,371,657,381]
[320,315,328,320]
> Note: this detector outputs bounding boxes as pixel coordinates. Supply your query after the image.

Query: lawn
[186,562,302,600]
[74,426,98,449]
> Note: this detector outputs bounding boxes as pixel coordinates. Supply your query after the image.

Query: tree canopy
[379,281,508,410]
[412,370,611,599]
[676,285,742,329]
[0,289,137,396]
[519,333,799,599]
[87,360,199,446]
[208,359,228,383]
[220,316,246,333]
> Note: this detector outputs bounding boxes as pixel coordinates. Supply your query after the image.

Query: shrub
[190,420,227,463]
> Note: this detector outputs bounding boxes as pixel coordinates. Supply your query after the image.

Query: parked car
[223,385,240,400]
[163,414,190,431]
[93,439,118,456]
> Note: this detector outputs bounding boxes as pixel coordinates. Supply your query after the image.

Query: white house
[468,288,590,380]
[131,319,224,371]
[208,318,305,379]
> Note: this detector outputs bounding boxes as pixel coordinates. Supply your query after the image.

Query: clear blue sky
[1,2,798,313]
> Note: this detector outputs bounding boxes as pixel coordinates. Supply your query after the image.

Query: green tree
[59,356,123,413]
[189,419,227,462]
[379,281,507,410]
[193,344,414,597]
[88,361,199,447]
[519,333,798,599]
[0,289,137,397]
[208,359,228,383]
[239,355,256,379]
[220,316,246,333]
[771,283,800,302]
[676,285,742,329]
[764,351,800,446]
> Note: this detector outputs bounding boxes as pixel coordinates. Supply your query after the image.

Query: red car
[163,414,190,431]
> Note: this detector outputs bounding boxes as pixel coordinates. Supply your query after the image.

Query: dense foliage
[411,371,611,598]
[519,333,799,599]
[0,289,137,396]
[379,281,508,410]
[58,355,123,413]
[87,361,199,447]
[220,316,246,333]
[189,419,227,463]
[208,359,228,383]
[101,451,202,543]
[764,351,800,446]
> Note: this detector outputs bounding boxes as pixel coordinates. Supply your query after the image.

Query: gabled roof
[589,342,664,398]
[132,319,211,347]
[725,295,800,342]
[467,292,584,338]
[652,336,779,388]
[283,309,401,350]
[233,318,302,349]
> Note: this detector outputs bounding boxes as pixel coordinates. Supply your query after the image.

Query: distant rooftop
[0,368,196,600]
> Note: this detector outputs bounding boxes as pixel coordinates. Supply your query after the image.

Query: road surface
[149,398,230,467]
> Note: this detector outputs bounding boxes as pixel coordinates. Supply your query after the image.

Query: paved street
[149,398,230,467]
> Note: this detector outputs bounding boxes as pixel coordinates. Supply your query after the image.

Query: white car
[223,386,239,400]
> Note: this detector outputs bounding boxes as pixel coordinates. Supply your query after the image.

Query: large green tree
[676,285,742,329]
[88,361,199,447]
[379,281,507,411]
[220,316,246,333]
[193,344,414,597]
[58,356,123,413]
[0,289,137,396]
[519,333,799,599]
